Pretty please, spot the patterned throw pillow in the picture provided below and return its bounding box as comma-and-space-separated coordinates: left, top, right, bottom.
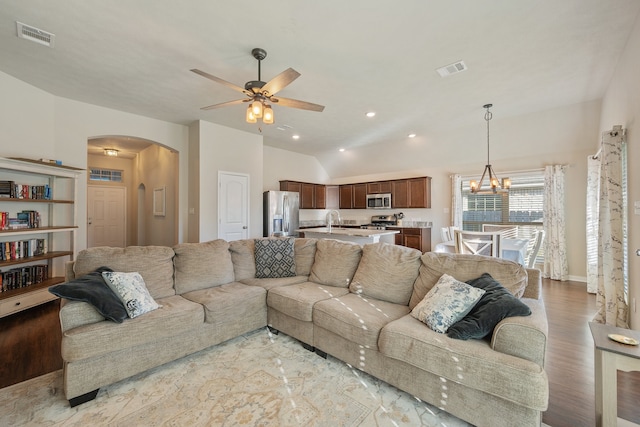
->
254, 238, 296, 278
411, 273, 485, 334
101, 271, 160, 318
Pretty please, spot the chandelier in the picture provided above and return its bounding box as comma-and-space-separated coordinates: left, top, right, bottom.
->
469, 104, 510, 194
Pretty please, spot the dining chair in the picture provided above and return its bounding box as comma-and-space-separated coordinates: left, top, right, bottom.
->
454, 230, 502, 257
481, 224, 518, 239
441, 227, 452, 242
525, 230, 545, 268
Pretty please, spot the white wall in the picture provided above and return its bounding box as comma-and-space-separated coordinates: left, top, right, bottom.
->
195, 120, 263, 241
599, 12, 640, 328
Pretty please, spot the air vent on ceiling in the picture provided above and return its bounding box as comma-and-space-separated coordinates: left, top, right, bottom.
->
16, 21, 55, 47
436, 60, 467, 77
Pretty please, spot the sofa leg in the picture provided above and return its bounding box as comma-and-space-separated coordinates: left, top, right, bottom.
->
267, 326, 279, 335
315, 349, 327, 359
69, 389, 99, 407
301, 342, 315, 352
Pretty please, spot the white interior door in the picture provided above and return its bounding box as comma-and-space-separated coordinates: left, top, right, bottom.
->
218, 172, 249, 241
88, 185, 126, 247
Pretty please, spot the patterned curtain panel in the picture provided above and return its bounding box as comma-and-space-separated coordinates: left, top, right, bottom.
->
586, 156, 600, 293
593, 127, 629, 328
543, 165, 569, 280
451, 174, 463, 229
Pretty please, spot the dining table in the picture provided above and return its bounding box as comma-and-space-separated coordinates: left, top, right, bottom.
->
433, 237, 530, 265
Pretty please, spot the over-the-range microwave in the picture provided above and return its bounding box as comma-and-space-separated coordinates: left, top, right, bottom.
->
366, 193, 392, 209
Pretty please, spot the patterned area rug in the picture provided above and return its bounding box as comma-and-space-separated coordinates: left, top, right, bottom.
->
0, 328, 544, 427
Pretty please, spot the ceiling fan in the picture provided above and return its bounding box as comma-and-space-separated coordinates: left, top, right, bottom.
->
191, 48, 325, 124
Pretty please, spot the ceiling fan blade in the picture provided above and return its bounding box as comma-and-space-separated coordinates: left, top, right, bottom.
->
261, 68, 301, 96
200, 99, 248, 110
191, 69, 251, 95
272, 96, 325, 112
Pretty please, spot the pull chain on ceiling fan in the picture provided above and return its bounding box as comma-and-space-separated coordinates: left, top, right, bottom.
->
191, 48, 325, 125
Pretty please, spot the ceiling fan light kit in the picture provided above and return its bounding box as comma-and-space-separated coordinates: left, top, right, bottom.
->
192, 47, 324, 126
469, 104, 510, 194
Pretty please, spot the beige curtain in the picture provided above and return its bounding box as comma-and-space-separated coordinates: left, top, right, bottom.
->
593, 126, 629, 328
451, 174, 463, 229
543, 165, 568, 280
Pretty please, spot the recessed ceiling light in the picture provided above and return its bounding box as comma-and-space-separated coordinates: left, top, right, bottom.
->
408, 133, 416, 138
365, 112, 376, 118
292, 135, 300, 140
339, 148, 345, 152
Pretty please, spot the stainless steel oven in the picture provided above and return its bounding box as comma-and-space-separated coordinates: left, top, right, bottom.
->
366, 193, 392, 209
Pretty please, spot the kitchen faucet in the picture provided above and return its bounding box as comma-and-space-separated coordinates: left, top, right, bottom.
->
326, 210, 341, 232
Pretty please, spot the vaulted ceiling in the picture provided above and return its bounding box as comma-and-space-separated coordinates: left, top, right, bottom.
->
1, 1, 639, 164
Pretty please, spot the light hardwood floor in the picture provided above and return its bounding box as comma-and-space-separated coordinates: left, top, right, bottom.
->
541, 278, 640, 427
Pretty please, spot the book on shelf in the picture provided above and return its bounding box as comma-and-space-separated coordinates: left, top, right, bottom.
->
0, 264, 49, 292
0, 181, 51, 200
0, 239, 47, 261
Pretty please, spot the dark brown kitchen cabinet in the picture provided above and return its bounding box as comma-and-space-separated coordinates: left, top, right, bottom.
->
390, 227, 431, 253
366, 181, 392, 194
280, 180, 326, 209
339, 184, 353, 209
391, 177, 431, 208
314, 184, 326, 209
353, 183, 367, 209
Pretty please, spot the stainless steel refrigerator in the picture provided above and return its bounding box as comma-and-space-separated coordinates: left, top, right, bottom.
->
263, 191, 300, 237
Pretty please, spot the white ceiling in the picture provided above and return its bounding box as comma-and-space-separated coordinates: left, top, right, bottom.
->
1, 1, 639, 160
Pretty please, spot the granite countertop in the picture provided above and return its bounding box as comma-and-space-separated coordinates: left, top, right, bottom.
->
296, 227, 399, 237
299, 220, 432, 229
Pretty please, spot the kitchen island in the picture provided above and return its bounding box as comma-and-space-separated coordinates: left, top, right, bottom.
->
298, 227, 399, 245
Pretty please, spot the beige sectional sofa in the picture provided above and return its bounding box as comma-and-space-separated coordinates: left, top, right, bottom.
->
58, 237, 548, 427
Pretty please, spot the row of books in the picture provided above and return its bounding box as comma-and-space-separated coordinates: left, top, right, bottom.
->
0, 239, 48, 261
0, 210, 42, 230
1, 264, 49, 292
0, 180, 52, 200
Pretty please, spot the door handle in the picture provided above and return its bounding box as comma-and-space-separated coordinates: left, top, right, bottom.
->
243, 226, 247, 229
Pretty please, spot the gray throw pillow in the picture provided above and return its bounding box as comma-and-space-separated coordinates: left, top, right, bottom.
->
447, 273, 532, 340
48, 266, 128, 323
254, 238, 296, 278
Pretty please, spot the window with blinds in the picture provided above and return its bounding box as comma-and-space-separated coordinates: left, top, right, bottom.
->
461, 170, 545, 262
89, 168, 123, 182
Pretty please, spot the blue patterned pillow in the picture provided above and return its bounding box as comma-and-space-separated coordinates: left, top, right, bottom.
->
411, 274, 485, 333
254, 238, 296, 278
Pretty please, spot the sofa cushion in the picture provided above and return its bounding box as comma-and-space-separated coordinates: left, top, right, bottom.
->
49, 267, 127, 323
314, 293, 409, 350
267, 281, 349, 322
410, 252, 528, 310
229, 238, 317, 281
254, 238, 296, 278
411, 274, 485, 334
294, 238, 317, 276
240, 275, 308, 290
378, 315, 549, 410
181, 282, 266, 325
173, 240, 235, 294
73, 246, 176, 299
350, 242, 421, 305
101, 271, 161, 319
229, 239, 256, 281
309, 239, 362, 287
447, 273, 532, 340
61, 295, 204, 362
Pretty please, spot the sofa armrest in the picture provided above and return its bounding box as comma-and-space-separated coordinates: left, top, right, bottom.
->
59, 300, 106, 333
522, 268, 541, 299
65, 261, 76, 282
491, 298, 548, 367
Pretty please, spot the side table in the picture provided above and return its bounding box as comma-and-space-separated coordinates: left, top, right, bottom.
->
589, 321, 640, 427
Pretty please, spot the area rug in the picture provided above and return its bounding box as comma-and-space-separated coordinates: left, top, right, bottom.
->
0, 328, 545, 427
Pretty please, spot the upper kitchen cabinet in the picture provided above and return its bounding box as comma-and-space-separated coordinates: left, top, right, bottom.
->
366, 181, 392, 194
392, 177, 431, 209
326, 186, 339, 210
279, 180, 326, 209
339, 184, 353, 209
353, 183, 367, 209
